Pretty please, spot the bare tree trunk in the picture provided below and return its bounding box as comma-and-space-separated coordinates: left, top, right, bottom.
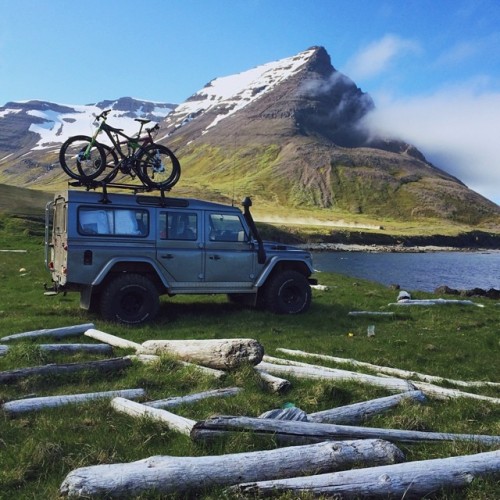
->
142, 338, 264, 369
276, 348, 500, 388
0, 323, 95, 342
308, 390, 427, 424
3, 389, 145, 415
256, 370, 291, 394
110, 397, 196, 435
0, 357, 132, 383
256, 361, 414, 392
412, 381, 500, 404
144, 387, 242, 409
60, 439, 404, 498
84, 329, 143, 351
126, 354, 227, 379
231, 449, 500, 498
0, 343, 113, 356
191, 415, 500, 446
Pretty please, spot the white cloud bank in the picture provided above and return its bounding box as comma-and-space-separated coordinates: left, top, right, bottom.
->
344, 34, 421, 80
363, 86, 500, 204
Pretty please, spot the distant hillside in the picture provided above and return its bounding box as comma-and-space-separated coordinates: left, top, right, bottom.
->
0, 184, 52, 217
1, 48, 499, 230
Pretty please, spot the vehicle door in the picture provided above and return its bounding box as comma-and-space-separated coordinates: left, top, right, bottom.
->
204, 211, 255, 286
156, 210, 203, 283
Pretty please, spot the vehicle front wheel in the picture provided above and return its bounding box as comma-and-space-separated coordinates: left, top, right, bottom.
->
100, 274, 160, 325
264, 270, 311, 314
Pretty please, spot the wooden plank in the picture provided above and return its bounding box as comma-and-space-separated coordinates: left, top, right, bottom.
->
60, 439, 404, 498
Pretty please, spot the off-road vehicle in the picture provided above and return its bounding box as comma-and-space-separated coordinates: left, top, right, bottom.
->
45, 190, 316, 325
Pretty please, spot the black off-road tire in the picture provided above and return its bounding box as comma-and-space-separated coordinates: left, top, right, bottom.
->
263, 270, 311, 314
100, 273, 160, 325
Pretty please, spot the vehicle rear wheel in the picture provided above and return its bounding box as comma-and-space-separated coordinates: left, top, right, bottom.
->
264, 270, 311, 314
100, 273, 160, 325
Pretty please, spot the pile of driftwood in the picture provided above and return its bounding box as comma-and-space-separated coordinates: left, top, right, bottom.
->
1, 324, 499, 498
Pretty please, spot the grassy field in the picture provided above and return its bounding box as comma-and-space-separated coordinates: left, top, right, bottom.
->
0, 213, 499, 499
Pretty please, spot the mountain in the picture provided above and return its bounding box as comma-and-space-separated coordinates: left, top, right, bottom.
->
0, 97, 175, 187
1, 47, 499, 228
158, 46, 500, 225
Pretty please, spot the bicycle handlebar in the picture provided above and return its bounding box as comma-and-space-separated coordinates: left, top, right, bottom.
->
95, 109, 112, 120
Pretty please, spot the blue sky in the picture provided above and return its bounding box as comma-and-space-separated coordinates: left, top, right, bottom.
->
2, 0, 500, 203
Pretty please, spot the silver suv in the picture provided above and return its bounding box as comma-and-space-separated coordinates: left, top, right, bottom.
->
45, 190, 315, 325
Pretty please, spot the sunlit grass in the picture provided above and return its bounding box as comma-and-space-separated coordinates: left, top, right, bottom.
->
0, 215, 499, 499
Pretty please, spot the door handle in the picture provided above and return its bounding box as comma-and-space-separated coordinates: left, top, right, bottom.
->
161, 254, 174, 259
209, 255, 221, 260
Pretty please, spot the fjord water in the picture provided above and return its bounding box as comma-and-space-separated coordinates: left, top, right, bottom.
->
312, 251, 500, 292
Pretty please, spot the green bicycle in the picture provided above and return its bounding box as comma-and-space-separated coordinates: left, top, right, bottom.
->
58, 109, 180, 190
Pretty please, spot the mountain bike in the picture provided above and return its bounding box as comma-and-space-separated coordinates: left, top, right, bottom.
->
58, 109, 180, 190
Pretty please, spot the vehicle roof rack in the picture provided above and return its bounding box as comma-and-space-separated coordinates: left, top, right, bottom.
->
68, 180, 173, 206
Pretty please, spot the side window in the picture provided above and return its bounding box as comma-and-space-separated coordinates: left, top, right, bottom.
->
208, 214, 247, 242
159, 212, 197, 241
78, 207, 148, 236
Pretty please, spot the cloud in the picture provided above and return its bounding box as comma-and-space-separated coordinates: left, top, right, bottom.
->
362, 84, 500, 204
344, 34, 421, 80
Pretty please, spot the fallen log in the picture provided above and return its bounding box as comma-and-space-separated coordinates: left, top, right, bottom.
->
256, 361, 414, 392
348, 311, 394, 316
59, 439, 404, 498
0, 357, 132, 384
111, 397, 196, 435
0, 323, 95, 342
0, 343, 113, 356
232, 449, 500, 498
389, 298, 484, 307
256, 370, 291, 394
84, 329, 143, 351
126, 354, 227, 379
191, 415, 500, 446
141, 338, 264, 370
144, 387, 242, 409
3, 388, 145, 415
308, 390, 427, 424
412, 381, 500, 404
276, 348, 500, 389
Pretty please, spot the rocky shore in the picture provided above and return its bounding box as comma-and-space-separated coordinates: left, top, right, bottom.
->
297, 230, 500, 253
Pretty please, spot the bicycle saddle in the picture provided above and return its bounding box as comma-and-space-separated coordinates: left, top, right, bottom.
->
135, 118, 151, 124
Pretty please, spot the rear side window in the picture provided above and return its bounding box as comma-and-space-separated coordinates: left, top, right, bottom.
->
159, 211, 197, 240
78, 207, 148, 236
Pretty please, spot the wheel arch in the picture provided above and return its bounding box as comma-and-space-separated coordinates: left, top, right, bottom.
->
92, 259, 169, 294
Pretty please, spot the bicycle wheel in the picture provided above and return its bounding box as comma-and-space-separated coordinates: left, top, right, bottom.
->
59, 135, 106, 181
95, 144, 120, 183
138, 144, 181, 189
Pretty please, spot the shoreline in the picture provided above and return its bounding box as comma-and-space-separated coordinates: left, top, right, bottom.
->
298, 243, 500, 253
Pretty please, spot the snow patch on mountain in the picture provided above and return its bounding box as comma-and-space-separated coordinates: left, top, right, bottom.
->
0, 100, 175, 151
164, 48, 316, 134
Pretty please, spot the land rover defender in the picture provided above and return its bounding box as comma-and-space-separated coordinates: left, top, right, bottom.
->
45, 190, 316, 325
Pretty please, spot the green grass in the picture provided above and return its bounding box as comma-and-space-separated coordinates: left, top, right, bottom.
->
0, 217, 499, 499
